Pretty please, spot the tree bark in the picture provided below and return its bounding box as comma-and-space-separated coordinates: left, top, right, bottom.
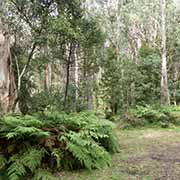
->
173, 62, 179, 105
71, 44, 78, 112
0, 23, 17, 113
63, 42, 74, 112
160, 0, 170, 106
44, 63, 52, 91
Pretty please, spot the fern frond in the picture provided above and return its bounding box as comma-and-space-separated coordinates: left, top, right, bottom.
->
3, 115, 43, 128
7, 161, 26, 180
33, 169, 58, 180
66, 131, 111, 170
6, 126, 49, 139
0, 155, 7, 170
7, 148, 45, 180
51, 149, 62, 168
21, 148, 45, 172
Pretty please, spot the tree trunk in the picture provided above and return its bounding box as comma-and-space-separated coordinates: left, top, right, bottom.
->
160, 0, 170, 106
87, 75, 94, 110
71, 45, 78, 112
63, 42, 73, 112
44, 63, 52, 91
173, 62, 179, 105
0, 23, 17, 113
63, 59, 70, 112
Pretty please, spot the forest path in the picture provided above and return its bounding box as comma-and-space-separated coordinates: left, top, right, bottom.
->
60, 128, 180, 180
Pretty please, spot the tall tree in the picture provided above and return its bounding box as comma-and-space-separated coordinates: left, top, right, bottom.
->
160, 0, 170, 105
0, 21, 16, 113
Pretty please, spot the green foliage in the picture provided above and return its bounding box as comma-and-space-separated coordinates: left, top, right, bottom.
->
136, 45, 161, 105
1, 115, 49, 139
120, 111, 145, 129
33, 169, 58, 180
28, 88, 96, 114
101, 44, 161, 113
0, 155, 7, 170
120, 105, 180, 129
0, 112, 118, 179
7, 148, 45, 180
65, 131, 111, 169
28, 91, 64, 113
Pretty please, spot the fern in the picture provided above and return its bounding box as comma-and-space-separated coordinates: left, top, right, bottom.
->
6, 126, 49, 139
64, 131, 111, 170
33, 169, 58, 180
51, 149, 62, 169
7, 161, 26, 180
0, 155, 7, 170
3, 115, 43, 128
0, 111, 119, 178
21, 148, 45, 172
7, 148, 45, 180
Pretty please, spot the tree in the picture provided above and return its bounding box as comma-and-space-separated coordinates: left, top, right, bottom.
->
160, 0, 170, 105
0, 21, 17, 113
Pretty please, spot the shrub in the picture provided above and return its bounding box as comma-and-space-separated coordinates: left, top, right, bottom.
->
120, 105, 180, 129
0, 112, 118, 180
159, 106, 180, 125
119, 111, 145, 129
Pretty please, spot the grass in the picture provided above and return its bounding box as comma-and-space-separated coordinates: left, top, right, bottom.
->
58, 127, 180, 180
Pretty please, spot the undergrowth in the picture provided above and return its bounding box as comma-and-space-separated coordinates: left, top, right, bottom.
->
119, 105, 180, 129
0, 112, 119, 180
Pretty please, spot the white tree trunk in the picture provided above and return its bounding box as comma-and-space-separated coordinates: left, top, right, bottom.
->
44, 63, 52, 91
160, 0, 170, 105
0, 23, 16, 113
74, 49, 79, 106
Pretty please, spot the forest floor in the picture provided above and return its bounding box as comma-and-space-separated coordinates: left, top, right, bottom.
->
59, 127, 180, 180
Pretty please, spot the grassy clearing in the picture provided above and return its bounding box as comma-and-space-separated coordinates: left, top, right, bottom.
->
59, 127, 180, 180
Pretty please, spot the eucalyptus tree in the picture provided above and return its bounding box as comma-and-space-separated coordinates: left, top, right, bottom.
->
160, 0, 170, 105
0, 21, 17, 113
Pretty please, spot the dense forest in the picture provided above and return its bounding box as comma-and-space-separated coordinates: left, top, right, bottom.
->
1, 0, 180, 179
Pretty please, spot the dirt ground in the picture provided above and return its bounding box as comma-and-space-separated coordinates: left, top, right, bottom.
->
59, 128, 180, 180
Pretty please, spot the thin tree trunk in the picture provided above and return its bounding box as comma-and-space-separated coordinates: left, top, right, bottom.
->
0, 23, 17, 113
71, 45, 78, 112
87, 75, 94, 110
173, 62, 179, 105
83, 51, 94, 111
63, 59, 70, 112
160, 0, 170, 106
63, 43, 73, 112
44, 63, 52, 91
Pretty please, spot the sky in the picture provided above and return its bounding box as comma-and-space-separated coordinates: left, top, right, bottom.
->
174, 0, 180, 8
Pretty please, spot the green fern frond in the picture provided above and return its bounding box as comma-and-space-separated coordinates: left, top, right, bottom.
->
7, 148, 45, 180
7, 161, 26, 180
3, 115, 43, 128
66, 131, 111, 170
33, 169, 58, 180
6, 126, 49, 139
1, 111, 118, 177
0, 155, 7, 170
21, 148, 45, 172
51, 149, 62, 168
